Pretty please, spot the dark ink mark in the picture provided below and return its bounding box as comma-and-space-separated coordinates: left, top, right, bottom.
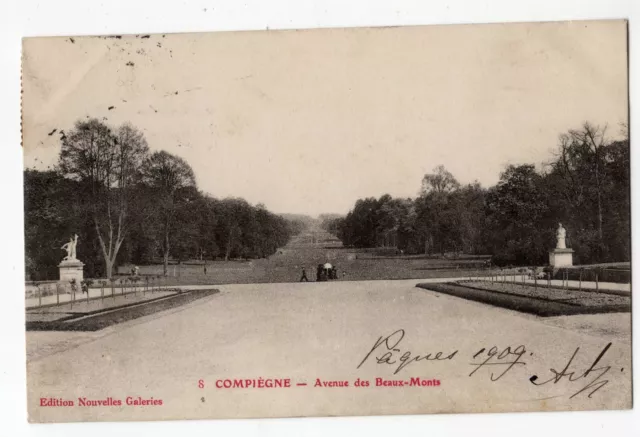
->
122, 99, 127, 103
357, 329, 458, 375
530, 343, 612, 399
175, 91, 179, 95
472, 348, 485, 359
69, 38, 75, 44
149, 105, 158, 113
469, 345, 527, 381
47, 129, 57, 136
126, 61, 135, 67
108, 106, 115, 110
157, 43, 162, 48
141, 35, 150, 39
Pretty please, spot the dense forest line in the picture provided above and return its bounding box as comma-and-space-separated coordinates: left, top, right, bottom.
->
324, 123, 630, 266
24, 119, 302, 280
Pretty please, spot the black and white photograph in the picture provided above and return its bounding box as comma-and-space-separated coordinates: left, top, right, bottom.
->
20, 19, 631, 423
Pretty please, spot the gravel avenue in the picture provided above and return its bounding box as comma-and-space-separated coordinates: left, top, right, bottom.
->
26, 278, 631, 422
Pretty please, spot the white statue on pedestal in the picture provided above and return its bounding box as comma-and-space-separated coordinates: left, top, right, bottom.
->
61, 234, 79, 261
556, 223, 566, 249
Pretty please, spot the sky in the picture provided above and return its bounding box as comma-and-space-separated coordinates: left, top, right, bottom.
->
22, 20, 628, 216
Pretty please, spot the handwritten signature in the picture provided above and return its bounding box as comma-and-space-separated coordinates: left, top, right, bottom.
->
529, 342, 612, 399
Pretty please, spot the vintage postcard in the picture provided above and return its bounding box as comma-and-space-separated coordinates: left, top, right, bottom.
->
22, 20, 631, 423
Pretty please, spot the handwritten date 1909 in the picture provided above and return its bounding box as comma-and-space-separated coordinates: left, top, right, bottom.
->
469, 345, 528, 381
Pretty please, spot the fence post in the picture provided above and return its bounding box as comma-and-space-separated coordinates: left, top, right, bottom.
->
579, 269, 582, 291
596, 272, 599, 292
38, 285, 42, 308
56, 283, 60, 306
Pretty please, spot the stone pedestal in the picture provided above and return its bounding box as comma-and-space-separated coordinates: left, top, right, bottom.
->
549, 248, 574, 268
58, 259, 85, 284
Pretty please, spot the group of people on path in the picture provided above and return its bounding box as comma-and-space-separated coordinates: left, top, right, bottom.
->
299, 263, 340, 282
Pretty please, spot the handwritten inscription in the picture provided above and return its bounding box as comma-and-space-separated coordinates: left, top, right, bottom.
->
469, 345, 528, 381
357, 329, 618, 401
357, 329, 458, 375
529, 342, 612, 399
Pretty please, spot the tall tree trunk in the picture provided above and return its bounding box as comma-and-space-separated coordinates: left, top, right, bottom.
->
105, 258, 113, 280
163, 251, 169, 277
595, 174, 604, 242
225, 228, 233, 261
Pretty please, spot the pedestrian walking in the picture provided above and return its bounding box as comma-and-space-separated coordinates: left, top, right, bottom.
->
300, 267, 309, 282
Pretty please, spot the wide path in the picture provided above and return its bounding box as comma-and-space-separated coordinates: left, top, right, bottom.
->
26, 280, 631, 422
26, 274, 631, 309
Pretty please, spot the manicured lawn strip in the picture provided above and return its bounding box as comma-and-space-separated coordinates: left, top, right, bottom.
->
26, 289, 219, 331
417, 283, 630, 317
456, 281, 630, 306
459, 279, 630, 297
26, 291, 182, 323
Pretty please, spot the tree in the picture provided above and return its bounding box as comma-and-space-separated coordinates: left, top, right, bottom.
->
416, 166, 462, 255
141, 151, 197, 275
553, 122, 620, 260
550, 122, 629, 263
485, 165, 551, 265
421, 165, 460, 196
59, 119, 149, 278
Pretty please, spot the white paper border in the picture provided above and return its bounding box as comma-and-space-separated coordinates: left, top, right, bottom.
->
1, 1, 637, 436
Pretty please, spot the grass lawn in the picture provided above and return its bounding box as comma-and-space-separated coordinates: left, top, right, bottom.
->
26, 289, 219, 331
417, 281, 630, 317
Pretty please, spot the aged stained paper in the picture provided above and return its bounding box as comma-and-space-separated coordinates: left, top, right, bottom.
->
22, 20, 631, 422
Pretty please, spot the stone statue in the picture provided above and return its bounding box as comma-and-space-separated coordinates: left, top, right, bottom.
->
61, 234, 79, 261
556, 223, 566, 249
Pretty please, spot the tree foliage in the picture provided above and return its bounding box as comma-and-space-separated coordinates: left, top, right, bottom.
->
25, 119, 299, 280
334, 123, 629, 266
